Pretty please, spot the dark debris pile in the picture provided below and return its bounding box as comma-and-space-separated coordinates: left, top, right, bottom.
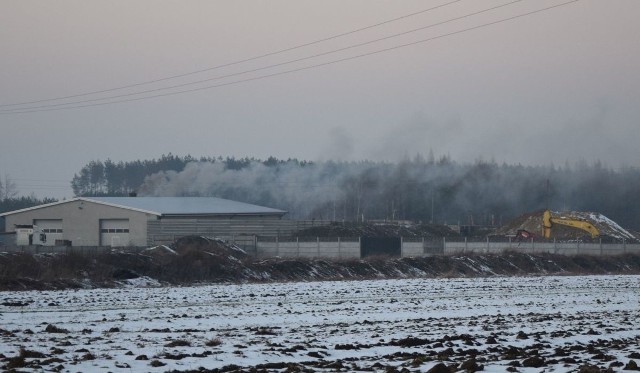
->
2, 236, 640, 290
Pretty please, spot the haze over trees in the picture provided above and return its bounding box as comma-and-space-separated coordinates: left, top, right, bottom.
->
69, 154, 640, 231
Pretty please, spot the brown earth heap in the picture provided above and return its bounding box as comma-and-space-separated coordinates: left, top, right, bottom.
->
494, 209, 638, 242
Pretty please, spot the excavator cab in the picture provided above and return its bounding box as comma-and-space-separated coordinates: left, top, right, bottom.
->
515, 229, 533, 241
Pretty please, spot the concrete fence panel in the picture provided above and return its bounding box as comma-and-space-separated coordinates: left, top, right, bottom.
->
401, 242, 424, 257
5, 236, 640, 259
255, 237, 360, 259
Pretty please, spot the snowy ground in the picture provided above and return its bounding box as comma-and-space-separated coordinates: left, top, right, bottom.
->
1, 275, 639, 372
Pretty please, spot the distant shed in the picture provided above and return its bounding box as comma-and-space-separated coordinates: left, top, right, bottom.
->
0, 197, 287, 247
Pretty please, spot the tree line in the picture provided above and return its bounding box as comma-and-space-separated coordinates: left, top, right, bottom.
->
70, 154, 311, 196
70, 154, 640, 231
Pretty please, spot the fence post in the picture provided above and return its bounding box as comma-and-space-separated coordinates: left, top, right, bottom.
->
600, 238, 603, 256
486, 236, 490, 253
253, 236, 258, 257
531, 237, 534, 253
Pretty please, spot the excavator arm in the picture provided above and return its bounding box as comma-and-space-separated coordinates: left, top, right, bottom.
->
542, 209, 599, 239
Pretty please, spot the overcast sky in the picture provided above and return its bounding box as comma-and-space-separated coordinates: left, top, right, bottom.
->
1, 0, 639, 199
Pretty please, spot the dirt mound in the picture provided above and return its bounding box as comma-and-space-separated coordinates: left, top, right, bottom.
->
574, 211, 638, 241
142, 236, 249, 265
145, 236, 251, 283
494, 210, 544, 238
174, 236, 248, 258
2, 238, 640, 290
172, 235, 248, 257
496, 210, 638, 242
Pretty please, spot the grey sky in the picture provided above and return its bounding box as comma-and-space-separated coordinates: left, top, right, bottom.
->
1, 0, 639, 198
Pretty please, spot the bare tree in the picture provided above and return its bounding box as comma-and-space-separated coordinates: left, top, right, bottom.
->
0, 174, 18, 201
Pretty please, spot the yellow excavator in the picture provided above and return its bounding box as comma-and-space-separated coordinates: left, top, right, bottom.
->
542, 209, 599, 239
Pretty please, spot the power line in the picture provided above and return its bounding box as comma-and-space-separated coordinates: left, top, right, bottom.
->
1, 0, 580, 115
0, 0, 464, 108
15, 185, 71, 190
9, 177, 70, 182
0, 0, 524, 113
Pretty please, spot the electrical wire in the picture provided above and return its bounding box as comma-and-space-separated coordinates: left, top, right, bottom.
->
1, 0, 580, 115
0, 0, 524, 113
0, 0, 465, 108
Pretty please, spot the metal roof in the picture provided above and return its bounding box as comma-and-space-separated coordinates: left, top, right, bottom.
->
87, 197, 287, 216
0, 197, 287, 217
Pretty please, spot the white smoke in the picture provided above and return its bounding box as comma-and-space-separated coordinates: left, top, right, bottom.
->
137, 157, 640, 230
140, 161, 349, 219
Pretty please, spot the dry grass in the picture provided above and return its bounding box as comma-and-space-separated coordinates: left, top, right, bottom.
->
164, 339, 191, 348
205, 337, 222, 347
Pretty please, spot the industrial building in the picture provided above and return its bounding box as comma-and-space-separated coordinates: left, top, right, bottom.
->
0, 197, 288, 247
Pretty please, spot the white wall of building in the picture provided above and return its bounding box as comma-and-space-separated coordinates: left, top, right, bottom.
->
4, 200, 153, 247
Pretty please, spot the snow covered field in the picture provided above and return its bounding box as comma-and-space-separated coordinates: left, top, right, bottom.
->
1, 275, 639, 372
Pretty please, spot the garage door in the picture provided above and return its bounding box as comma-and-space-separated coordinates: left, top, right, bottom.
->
100, 219, 130, 247
34, 219, 63, 246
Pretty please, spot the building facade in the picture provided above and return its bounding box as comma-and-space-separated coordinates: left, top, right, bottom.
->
0, 197, 287, 247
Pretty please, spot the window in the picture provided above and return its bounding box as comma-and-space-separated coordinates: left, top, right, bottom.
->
100, 228, 129, 233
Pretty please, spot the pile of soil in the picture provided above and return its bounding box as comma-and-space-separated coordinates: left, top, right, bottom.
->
495, 210, 639, 242
2, 236, 640, 291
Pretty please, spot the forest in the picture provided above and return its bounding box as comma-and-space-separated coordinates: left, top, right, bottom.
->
68, 154, 640, 231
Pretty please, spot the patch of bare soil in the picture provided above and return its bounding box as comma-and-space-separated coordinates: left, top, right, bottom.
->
2, 237, 640, 291
161, 333, 640, 373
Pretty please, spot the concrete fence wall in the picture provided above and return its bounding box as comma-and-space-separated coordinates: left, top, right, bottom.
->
3, 237, 640, 258
401, 241, 426, 257
254, 237, 640, 259
256, 237, 361, 259
400, 237, 445, 257
443, 238, 640, 256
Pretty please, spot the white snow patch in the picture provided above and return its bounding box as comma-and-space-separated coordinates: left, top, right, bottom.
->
119, 276, 162, 288
143, 245, 177, 254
